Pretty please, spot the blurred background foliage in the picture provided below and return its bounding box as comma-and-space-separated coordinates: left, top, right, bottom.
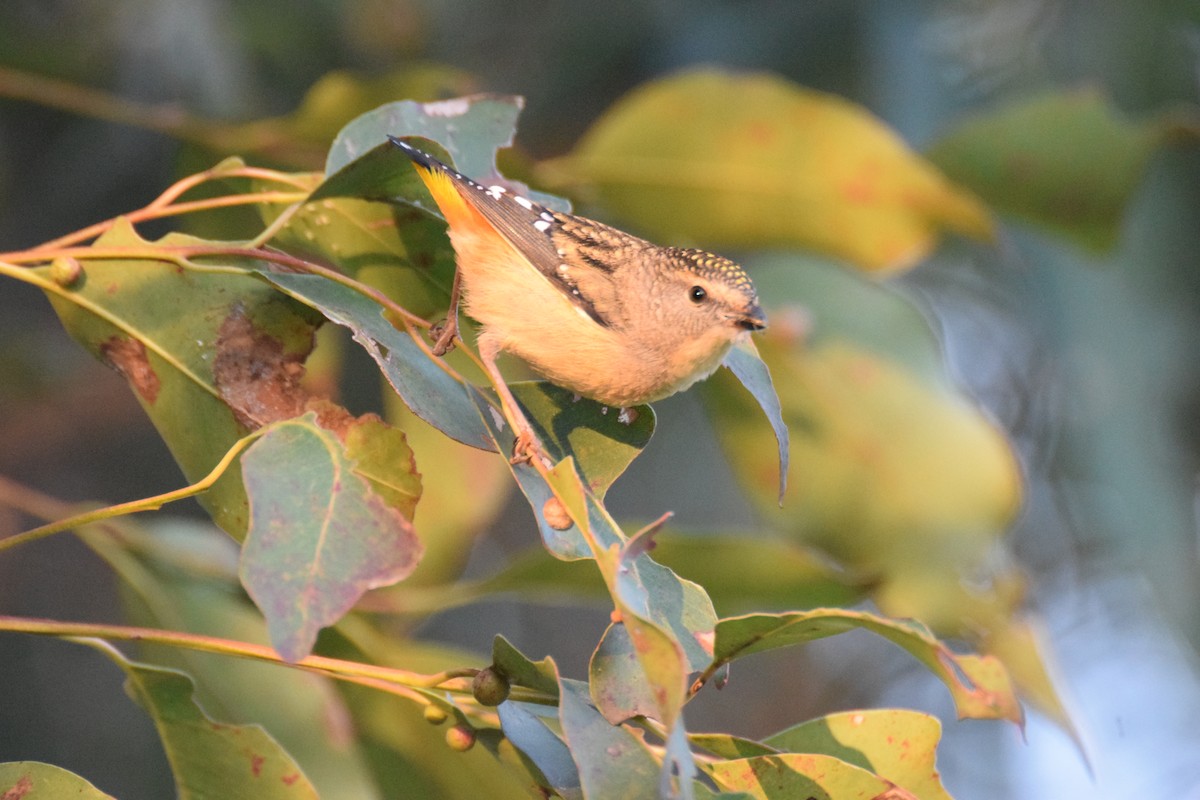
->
0, 1, 1198, 798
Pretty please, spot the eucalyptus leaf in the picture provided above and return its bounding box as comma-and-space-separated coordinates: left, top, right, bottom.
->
711, 608, 1023, 724
240, 413, 422, 661
0, 762, 116, 800
88, 644, 319, 799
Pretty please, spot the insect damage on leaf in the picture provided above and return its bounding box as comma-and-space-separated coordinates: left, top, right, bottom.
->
100, 336, 161, 404
213, 304, 314, 429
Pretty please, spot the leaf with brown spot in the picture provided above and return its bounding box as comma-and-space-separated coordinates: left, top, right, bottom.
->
99, 336, 160, 404
82, 643, 319, 798
39, 220, 323, 539
0, 763, 114, 800
213, 305, 310, 429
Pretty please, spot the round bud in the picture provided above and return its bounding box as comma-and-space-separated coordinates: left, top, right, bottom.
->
542, 497, 572, 531
445, 724, 476, 752
423, 704, 448, 725
50, 257, 83, 287
471, 666, 511, 707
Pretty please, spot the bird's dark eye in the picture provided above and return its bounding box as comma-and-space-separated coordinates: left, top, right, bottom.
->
689, 286, 707, 303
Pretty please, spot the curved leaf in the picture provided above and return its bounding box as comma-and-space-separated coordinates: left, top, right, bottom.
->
711, 609, 1022, 725
90, 644, 319, 799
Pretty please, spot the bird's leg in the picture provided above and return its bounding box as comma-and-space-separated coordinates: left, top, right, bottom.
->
430, 269, 463, 356
477, 336, 549, 467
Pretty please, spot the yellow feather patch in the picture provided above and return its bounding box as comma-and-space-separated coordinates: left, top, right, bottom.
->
411, 162, 496, 241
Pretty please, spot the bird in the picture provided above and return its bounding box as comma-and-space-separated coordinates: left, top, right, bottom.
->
389, 135, 766, 463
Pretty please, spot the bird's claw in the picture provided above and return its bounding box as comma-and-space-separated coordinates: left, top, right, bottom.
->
430, 318, 457, 356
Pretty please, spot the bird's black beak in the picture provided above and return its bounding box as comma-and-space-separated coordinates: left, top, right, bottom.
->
736, 302, 767, 331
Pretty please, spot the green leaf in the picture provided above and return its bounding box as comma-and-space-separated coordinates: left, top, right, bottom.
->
89, 644, 319, 799
496, 701, 582, 800
558, 679, 661, 800
341, 412, 422, 520
721, 338, 788, 503
470, 386, 642, 559
262, 271, 494, 451
689, 735, 777, 760
927, 89, 1197, 251
491, 635, 560, 696
240, 413, 422, 661
510, 382, 656, 499
39, 221, 323, 538
89, 518, 382, 800
705, 754, 894, 800
540, 68, 992, 272
0, 762, 115, 799
765, 709, 952, 800
711, 608, 1023, 724
264, 186, 460, 321
589, 622, 662, 722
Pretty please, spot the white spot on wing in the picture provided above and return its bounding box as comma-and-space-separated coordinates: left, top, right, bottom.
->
513, 195, 534, 210
533, 219, 551, 232
486, 185, 505, 199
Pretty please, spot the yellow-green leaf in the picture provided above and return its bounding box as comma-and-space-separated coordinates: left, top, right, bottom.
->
540, 68, 993, 272
0, 762, 115, 799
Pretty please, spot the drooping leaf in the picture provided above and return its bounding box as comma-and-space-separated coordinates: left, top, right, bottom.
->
83, 518, 382, 800
705, 754, 896, 800
710, 608, 1023, 725
558, 678, 661, 800
240, 413, 422, 661
927, 88, 1199, 251
0, 762, 115, 799
540, 68, 993, 272
497, 701, 582, 800
262, 271, 494, 451
765, 709, 952, 800
86, 644, 319, 799
38, 220, 322, 538
721, 338, 788, 503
